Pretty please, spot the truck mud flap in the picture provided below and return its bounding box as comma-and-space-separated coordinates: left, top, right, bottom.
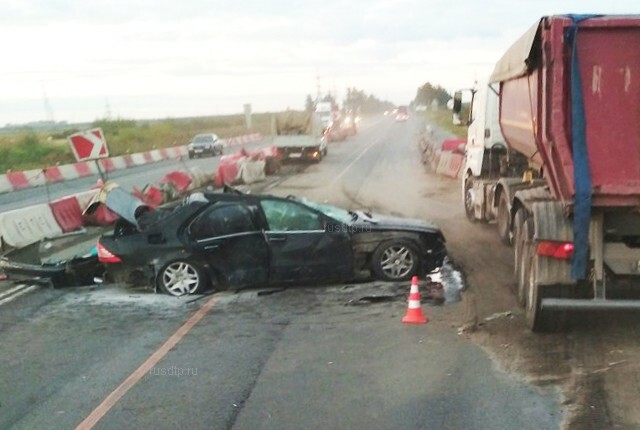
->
531, 201, 573, 286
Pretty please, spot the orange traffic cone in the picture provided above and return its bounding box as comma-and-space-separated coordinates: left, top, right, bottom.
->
402, 275, 428, 324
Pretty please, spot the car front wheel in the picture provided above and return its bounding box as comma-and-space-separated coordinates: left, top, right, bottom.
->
371, 240, 420, 281
157, 260, 206, 296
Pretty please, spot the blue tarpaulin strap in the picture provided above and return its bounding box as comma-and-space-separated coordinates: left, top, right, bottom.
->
567, 14, 600, 279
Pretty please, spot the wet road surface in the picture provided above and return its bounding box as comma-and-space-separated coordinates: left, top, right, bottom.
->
0, 115, 568, 429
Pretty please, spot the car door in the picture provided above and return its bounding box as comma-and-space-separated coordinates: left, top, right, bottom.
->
187, 202, 269, 287
259, 198, 352, 283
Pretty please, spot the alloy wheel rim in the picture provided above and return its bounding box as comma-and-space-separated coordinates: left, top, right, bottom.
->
380, 246, 414, 279
163, 262, 199, 296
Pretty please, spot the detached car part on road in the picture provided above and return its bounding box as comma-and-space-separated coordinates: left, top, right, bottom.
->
98, 190, 447, 296
0, 231, 104, 288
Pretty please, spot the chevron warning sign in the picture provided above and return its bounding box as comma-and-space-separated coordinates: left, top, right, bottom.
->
68, 128, 109, 161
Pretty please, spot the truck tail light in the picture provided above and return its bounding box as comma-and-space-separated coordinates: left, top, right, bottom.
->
97, 242, 122, 263
536, 241, 575, 259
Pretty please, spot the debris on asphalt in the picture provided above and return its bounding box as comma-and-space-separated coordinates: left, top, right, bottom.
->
0, 231, 105, 288
257, 287, 289, 296
424, 282, 445, 305
424, 258, 466, 305
346, 294, 397, 306
589, 360, 628, 375
484, 311, 513, 322
457, 322, 478, 335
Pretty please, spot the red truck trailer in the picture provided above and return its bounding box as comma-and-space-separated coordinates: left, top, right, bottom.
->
460, 15, 640, 331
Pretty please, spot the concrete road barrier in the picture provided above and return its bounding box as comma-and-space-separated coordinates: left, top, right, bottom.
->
0, 133, 261, 195
49, 196, 84, 233
214, 156, 243, 187
188, 167, 211, 189
436, 151, 464, 179
0, 204, 64, 248
74, 190, 100, 211
239, 159, 266, 184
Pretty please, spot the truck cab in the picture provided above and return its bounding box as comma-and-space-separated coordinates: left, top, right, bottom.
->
315, 101, 334, 131
454, 82, 510, 224
463, 82, 506, 179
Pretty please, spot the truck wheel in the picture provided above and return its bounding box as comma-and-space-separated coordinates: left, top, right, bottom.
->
513, 208, 530, 306
497, 192, 512, 245
525, 251, 569, 333
463, 178, 476, 222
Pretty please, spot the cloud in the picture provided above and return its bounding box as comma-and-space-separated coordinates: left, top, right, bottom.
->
1, 0, 639, 123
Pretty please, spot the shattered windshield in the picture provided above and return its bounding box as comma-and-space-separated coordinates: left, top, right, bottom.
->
300, 199, 353, 224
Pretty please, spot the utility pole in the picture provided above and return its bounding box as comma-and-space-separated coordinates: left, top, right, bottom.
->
42, 84, 54, 123
316, 75, 321, 102
104, 97, 112, 120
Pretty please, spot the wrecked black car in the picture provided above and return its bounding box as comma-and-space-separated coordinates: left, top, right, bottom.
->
98, 190, 447, 296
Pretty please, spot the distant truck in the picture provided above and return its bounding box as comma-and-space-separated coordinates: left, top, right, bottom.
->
454, 15, 640, 331
272, 111, 328, 163
315, 101, 335, 130
315, 101, 356, 141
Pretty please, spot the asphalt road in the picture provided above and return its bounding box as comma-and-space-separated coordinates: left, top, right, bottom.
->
0, 116, 563, 430
0, 139, 271, 213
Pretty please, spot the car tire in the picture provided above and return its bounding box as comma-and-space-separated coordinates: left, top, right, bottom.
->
157, 260, 207, 297
371, 239, 420, 282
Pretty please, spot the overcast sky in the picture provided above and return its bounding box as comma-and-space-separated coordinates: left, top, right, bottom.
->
0, 0, 638, 125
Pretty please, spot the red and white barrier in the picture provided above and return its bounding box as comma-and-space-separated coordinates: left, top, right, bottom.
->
436, 151, 464, 179
0, 204, 64, 248
0, 133, 262, 195
49, 196, 84, 233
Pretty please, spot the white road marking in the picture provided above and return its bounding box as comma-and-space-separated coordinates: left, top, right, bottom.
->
0, 285, 38, 306
0, 284, 31, 300
328, 135, 385, 188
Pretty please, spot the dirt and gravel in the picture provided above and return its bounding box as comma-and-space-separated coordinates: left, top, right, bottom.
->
411, 141, 640, 430
237, 117, 640, 429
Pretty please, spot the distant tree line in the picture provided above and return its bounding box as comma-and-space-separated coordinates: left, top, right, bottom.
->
304, 88, 395, 113
414, 82, 451, 108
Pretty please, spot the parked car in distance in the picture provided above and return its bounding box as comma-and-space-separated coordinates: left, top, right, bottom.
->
395, 106, 409, 122
188, 133, 225, 158
98, 190, 447, 296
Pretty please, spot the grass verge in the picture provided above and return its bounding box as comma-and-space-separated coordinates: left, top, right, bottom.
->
0, 113, 275, 172
424, 109, 468, 139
